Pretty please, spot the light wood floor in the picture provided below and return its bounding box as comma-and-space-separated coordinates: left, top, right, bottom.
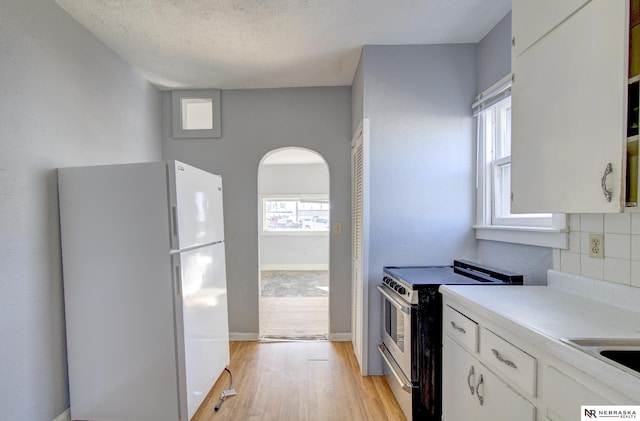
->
260, 297, 328, 339
193, 341, 407, 421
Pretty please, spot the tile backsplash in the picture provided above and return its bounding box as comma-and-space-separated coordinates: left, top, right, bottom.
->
555, 213, 640, 288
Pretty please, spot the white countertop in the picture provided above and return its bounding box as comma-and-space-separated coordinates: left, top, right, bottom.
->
439, 271, 640, 403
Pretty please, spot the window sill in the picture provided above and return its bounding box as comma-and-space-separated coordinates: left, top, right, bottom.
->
473, 225, 568, 249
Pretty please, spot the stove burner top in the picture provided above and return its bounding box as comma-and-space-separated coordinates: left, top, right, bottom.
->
384, 265, 480, 286
382, 260, 523, 303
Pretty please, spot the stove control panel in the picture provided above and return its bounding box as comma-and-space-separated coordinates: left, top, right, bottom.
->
382, 276, 417, 304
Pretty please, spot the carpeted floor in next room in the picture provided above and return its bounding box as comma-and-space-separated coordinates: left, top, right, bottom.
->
260, 270, 329, 340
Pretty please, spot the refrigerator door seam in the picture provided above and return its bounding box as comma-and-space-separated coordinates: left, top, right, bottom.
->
170, 240, 224, 254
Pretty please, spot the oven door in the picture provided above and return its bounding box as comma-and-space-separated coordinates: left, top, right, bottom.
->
378, 284, 415, 420
377, 284, 413, 380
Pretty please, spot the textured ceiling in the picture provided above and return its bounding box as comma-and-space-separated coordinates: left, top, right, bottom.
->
55, 0, 511, 90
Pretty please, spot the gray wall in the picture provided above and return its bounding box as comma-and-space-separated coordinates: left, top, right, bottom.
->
260, 234, 329, 268
259, 162, 330, 268
474, 11, 554, 283
477, 11, 513, 93
161, 87, 352, 337
358, 45, 478, 374
259, 163, 329, 195
0, 1, 162, 419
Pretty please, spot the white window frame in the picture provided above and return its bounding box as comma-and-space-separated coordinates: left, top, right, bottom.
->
473, 75, 568, 249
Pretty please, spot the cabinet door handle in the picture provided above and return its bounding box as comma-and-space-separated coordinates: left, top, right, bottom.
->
475, 374, 484, 406
491, 348, 518, 369
601, 162, 613, 202
450, 321, 466, 334
466, 365, 475, 395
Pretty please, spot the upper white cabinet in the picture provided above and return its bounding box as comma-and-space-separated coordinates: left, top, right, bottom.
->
511, 0, 629, 213
512, 0, 590, 57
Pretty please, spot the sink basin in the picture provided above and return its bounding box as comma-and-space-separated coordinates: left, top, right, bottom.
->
561, 338, 640, 378
600, 350, 640, 372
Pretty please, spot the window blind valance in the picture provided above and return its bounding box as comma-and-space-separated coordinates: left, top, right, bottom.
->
472, 74, 512, 116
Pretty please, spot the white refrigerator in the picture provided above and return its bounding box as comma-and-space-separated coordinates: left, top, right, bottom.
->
58, 160, 230, 421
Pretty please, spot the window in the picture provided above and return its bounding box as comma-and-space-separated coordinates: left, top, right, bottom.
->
262, 197, 329, 232
171, 89, 221, 138
474, 76, 567, 248
481, 96, 551, 226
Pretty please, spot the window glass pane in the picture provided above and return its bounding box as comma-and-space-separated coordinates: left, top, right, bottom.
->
264, 198, 329, 231
181, 97, 213, 130
476, 91, 554, 228
495, 98, 511, 159
494, 162, 511, 219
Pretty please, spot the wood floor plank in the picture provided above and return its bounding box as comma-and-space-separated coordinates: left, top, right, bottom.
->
192, 341, 406, 421
260, 296, 328, 339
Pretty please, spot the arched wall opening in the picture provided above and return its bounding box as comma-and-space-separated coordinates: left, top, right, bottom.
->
257, 147, 330, 340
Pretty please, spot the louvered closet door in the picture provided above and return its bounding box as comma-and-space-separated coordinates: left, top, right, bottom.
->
351, 127, 365, 373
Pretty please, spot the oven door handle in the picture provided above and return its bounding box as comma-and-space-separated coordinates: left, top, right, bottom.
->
377, 285, 411, 314
378, 344, 413, 392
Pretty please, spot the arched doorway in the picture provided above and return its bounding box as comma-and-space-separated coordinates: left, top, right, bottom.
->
258, 147, 330, 340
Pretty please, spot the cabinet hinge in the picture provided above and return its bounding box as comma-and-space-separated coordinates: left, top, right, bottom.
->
511, 74, 515, 84
512, 36, 516, 47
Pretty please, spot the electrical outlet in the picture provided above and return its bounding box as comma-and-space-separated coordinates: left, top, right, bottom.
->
333, 221, 342, 235
589, 234, 605, 258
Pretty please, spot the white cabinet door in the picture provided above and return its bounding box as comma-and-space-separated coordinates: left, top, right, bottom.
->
512, 0, 590, 57
443, 335, 478, 421
443, 336, 536, 421
544, 366, 612, 421
478, 361, 536, 421
511, 0, 628, 213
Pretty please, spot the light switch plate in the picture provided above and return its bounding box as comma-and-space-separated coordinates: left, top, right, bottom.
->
589, 233, 604, 258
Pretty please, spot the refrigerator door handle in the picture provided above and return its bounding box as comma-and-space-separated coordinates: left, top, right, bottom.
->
175, 265, 182, 296
171, 206, 178, 237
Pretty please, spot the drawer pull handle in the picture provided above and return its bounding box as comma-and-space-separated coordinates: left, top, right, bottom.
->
450, 321, 466, 334
466, 365, 475, 395
475, 374, 484, 405
492, 348, 518, 369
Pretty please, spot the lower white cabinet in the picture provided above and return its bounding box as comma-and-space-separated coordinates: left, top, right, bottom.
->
543, 365, 612, 421
441, 292, 637, 421
443, 333, 536, 421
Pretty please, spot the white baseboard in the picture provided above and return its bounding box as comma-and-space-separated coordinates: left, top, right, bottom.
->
260, 264, 329, 271
229, 332, 259, 341
53, 408, 71, 421
230, 332, 349, 342
329, 333, 351, 342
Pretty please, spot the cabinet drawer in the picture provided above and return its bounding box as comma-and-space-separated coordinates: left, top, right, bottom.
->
444, 305, 478, 352
480, 328, 537, 396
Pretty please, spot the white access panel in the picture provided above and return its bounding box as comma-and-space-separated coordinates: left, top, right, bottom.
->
173, 243, 230, 420
58, 163, 181, 421
168, 161, 225, 250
